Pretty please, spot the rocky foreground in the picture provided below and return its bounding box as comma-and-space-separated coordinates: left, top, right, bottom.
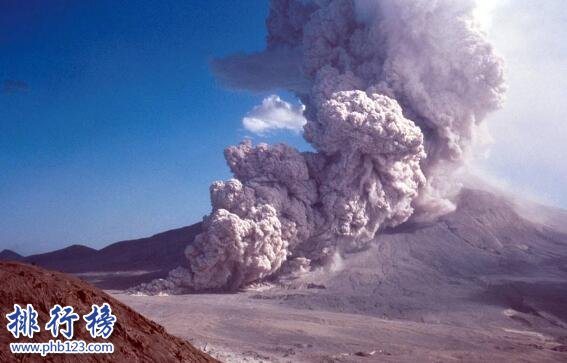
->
0, 262, 218, 363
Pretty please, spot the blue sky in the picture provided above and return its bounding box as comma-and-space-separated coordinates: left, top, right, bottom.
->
1, 0, 565, 255
0, 0, 307, 255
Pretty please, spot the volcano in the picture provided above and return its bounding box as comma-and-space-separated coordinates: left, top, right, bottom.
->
116, 188, 567, 361
6, 187, 567, 361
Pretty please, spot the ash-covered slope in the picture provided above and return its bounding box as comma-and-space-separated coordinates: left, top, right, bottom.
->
0, 262, 218, 363
261, 188, 567, 334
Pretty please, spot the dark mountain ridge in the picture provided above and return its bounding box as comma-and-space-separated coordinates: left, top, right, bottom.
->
0, 223, 202, 289
0, 249, 23, 261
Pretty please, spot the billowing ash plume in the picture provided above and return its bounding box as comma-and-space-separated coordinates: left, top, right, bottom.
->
138, 0, 505, 293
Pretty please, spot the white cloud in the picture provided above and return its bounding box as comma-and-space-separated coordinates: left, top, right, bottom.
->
242, 95, 306, 135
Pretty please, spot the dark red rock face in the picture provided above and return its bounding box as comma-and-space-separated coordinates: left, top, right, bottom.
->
0, 262, 219, 363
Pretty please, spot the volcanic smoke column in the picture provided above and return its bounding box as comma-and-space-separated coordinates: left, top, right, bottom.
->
179, 0, 505, 291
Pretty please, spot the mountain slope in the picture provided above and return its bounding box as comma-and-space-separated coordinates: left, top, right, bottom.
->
0, 249, 23, 261
9, 223, 202, 289
255, 189, 567, 339
24, 244, 97, 271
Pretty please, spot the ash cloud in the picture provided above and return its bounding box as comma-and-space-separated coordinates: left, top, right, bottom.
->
138, 0, 506, 293
211, 48, 310, 93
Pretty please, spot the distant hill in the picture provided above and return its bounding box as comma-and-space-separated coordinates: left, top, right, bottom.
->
24, 244, 97, 270
0, 249, 23, 261
9, 223, 202, 289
